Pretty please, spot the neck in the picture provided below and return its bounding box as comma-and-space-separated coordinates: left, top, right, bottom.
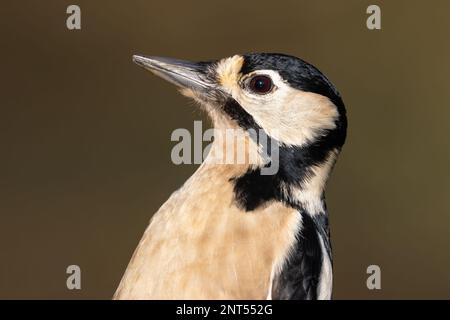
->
224, 141, 337, 212
199, 119, 336, 299
288, 150, 337, 215
204, 104, 340, 213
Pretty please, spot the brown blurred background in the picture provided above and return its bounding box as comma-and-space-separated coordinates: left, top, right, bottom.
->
1, 0, 449, 299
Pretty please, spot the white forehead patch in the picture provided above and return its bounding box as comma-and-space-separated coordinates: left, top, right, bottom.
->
216, 55, 244, 91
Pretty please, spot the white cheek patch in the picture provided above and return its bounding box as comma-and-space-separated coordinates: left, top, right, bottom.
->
233, 76, 339, 147
216, 64, 339, 148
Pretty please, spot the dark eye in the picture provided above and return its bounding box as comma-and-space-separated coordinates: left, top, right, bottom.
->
248, 75, 273, 94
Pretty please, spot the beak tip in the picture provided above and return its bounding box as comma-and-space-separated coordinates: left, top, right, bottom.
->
132, 54, 145, 66
130, 54, 213, 91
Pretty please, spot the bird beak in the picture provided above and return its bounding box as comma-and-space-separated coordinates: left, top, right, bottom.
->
132, 55, 215, 93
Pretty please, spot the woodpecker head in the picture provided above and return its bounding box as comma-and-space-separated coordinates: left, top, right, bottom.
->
133, 53, 347, 213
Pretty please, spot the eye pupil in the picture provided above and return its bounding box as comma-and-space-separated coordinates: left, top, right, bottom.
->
255, 79, 265, 89
249, 75, 273, 94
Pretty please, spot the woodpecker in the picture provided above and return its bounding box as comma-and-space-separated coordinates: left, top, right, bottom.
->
114, 53, 347, 300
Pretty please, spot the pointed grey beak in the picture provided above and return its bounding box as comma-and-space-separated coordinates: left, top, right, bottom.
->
132, 55, 215, 92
